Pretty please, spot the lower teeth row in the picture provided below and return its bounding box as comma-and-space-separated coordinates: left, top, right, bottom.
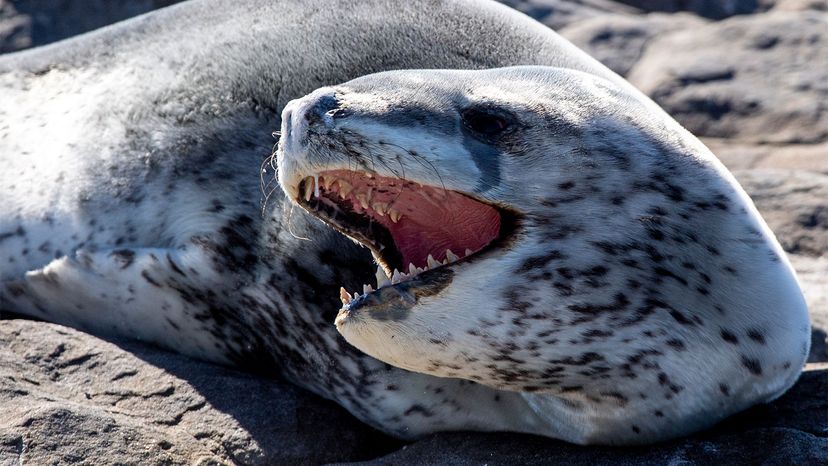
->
339, 248, 472, 305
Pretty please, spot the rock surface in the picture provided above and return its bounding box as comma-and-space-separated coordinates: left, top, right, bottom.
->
0, 319, 401, 465
498, 0, 638, 29
612, 0, 774, 19
559, 12, 704, 76
0, 0, 182, 52
628, 10, 828, 144
1, 1, 826, 465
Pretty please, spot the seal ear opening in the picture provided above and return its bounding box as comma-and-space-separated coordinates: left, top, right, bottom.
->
461, 107, 515, 140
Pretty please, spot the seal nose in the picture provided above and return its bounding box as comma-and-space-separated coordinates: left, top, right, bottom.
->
304, 92, 350, 125
279, 89, 347, 159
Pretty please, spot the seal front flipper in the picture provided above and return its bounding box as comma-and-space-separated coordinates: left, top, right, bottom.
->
1, 245, 234, 365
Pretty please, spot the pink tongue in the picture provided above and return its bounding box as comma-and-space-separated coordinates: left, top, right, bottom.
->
320, 171, 501, 269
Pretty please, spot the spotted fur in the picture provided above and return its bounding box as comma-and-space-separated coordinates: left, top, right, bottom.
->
0, 0, 810, 446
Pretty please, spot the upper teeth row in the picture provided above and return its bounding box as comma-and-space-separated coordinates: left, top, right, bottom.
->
339, 248, 473, 306
302, 175, 404, 223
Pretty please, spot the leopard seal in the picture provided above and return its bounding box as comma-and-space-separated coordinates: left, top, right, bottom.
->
0, 0, 810, 445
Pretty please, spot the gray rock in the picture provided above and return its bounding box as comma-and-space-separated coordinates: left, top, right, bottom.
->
497, 0, 638, 30
0, 0, 183, 53
611, 0, 774, 19
560, 12, 704, 76
789, 254, 828, 363
0, 1, 31, 53
0, 319, 401, 465
773, 0, 828, 10
629, 11, 828, 144
733, 169, 828, 258
705, 138, 828, 174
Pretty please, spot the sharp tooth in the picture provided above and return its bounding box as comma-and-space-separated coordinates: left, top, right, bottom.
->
339, 287, 350, 305
408, 263, 417, 275
356, 193, 369, 209
465, 248, 474, 257
427, 255, 440, 269
391, 269, 403, 285
303, 178, 313, 202
373, 202, 388, 215
388, 209, 401, 223
445, 250, 459, 263
363, 284, 373, 294
366, 187, 373, 202
313, 175, 320, 198
321, 176, 331, 190
375, 266, 391, 288
352, 292, 359, 300
338, 180, 353, 197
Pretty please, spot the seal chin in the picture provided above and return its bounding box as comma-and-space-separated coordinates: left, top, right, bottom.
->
291, 170, 519, 315
335, 266, 454, 327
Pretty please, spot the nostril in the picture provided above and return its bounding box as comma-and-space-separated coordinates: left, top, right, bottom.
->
329, 107, 353, 119
307, 94, 349, 122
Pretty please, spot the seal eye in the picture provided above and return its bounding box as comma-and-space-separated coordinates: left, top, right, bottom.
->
461, 108, 511, 138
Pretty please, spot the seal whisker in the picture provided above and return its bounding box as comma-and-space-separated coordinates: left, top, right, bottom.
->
284, 203, 311, 241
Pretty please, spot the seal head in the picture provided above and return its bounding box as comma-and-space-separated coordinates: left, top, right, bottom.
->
278, 67, 810, 440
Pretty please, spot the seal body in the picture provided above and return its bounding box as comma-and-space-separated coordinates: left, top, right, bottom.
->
0, 0, 810, 444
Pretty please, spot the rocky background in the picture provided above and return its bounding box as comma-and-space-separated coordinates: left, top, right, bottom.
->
1, 0, 826, 464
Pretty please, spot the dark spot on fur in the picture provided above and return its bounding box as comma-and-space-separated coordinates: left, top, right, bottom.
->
110, 249, 136, 269
403, 404, 434, 417
746, 329, 766, 345
741, 356, 763, 376
141, 270, 162, 288
720, 329, 739, 344
560, 385, 582, 393
653, 267, 688, 286
208, 199, 226, 213
166, 254, 186, 276
669, 309, 695, 326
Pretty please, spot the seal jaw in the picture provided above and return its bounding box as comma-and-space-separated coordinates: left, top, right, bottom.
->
335, 266, 454, 327
292, 170, 519, 314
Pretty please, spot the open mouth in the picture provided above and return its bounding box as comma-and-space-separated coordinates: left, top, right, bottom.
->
294, 170, 517, 308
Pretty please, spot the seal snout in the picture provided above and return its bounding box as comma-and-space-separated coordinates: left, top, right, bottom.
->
278, 88, 348, 198
281, 88, 346, 143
